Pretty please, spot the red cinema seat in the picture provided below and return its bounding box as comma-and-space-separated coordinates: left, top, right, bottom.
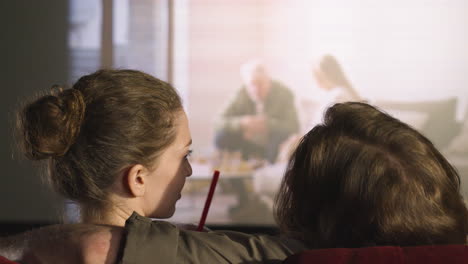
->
0, 256, 19, 264
283, 245, 468, 264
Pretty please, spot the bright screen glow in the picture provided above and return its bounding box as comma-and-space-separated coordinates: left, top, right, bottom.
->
69, 0, 468, 225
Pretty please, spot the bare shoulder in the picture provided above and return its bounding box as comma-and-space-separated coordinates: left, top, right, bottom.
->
80, 225, 124, 264
0, 224, 124, 264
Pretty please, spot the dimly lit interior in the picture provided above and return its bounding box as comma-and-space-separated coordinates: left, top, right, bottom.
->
1, 0, 467, 236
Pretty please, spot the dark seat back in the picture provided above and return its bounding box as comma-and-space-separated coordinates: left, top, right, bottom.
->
284, 245, 468, 264
0, 256, 19, 264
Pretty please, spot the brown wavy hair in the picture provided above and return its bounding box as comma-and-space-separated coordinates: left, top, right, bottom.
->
17, 69, 182, 221
275, 102, 467, 248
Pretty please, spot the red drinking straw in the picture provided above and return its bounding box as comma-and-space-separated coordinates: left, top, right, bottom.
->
197, 170, 220, 231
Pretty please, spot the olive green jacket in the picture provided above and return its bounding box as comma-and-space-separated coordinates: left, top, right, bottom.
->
119, 213, 307, 263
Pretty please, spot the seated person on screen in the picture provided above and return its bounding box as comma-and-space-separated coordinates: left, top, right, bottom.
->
215, 59, 300, 163
313, 54, 360, 103
273, 55, 362, 167
252, 55, 363, 207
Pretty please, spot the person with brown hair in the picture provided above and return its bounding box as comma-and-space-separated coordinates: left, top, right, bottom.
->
6, 69, 306, 263
275, 102, 468, 249
17, 69, 192, 226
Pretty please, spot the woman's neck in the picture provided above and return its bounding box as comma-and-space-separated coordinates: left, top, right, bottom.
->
82, 205, 138, 227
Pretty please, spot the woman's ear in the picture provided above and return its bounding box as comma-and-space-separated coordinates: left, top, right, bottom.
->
123, 164, 147, 197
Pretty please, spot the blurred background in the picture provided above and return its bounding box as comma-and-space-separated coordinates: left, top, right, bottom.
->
1, 0, 468, 232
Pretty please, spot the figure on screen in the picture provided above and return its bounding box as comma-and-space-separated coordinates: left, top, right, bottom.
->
276, 54, 363, 162
313, 54, 360, 103
214, 59, 299, 163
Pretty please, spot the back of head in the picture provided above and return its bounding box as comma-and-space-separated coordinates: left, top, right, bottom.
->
17, 69, 182, 221
275, 102, 468, 248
